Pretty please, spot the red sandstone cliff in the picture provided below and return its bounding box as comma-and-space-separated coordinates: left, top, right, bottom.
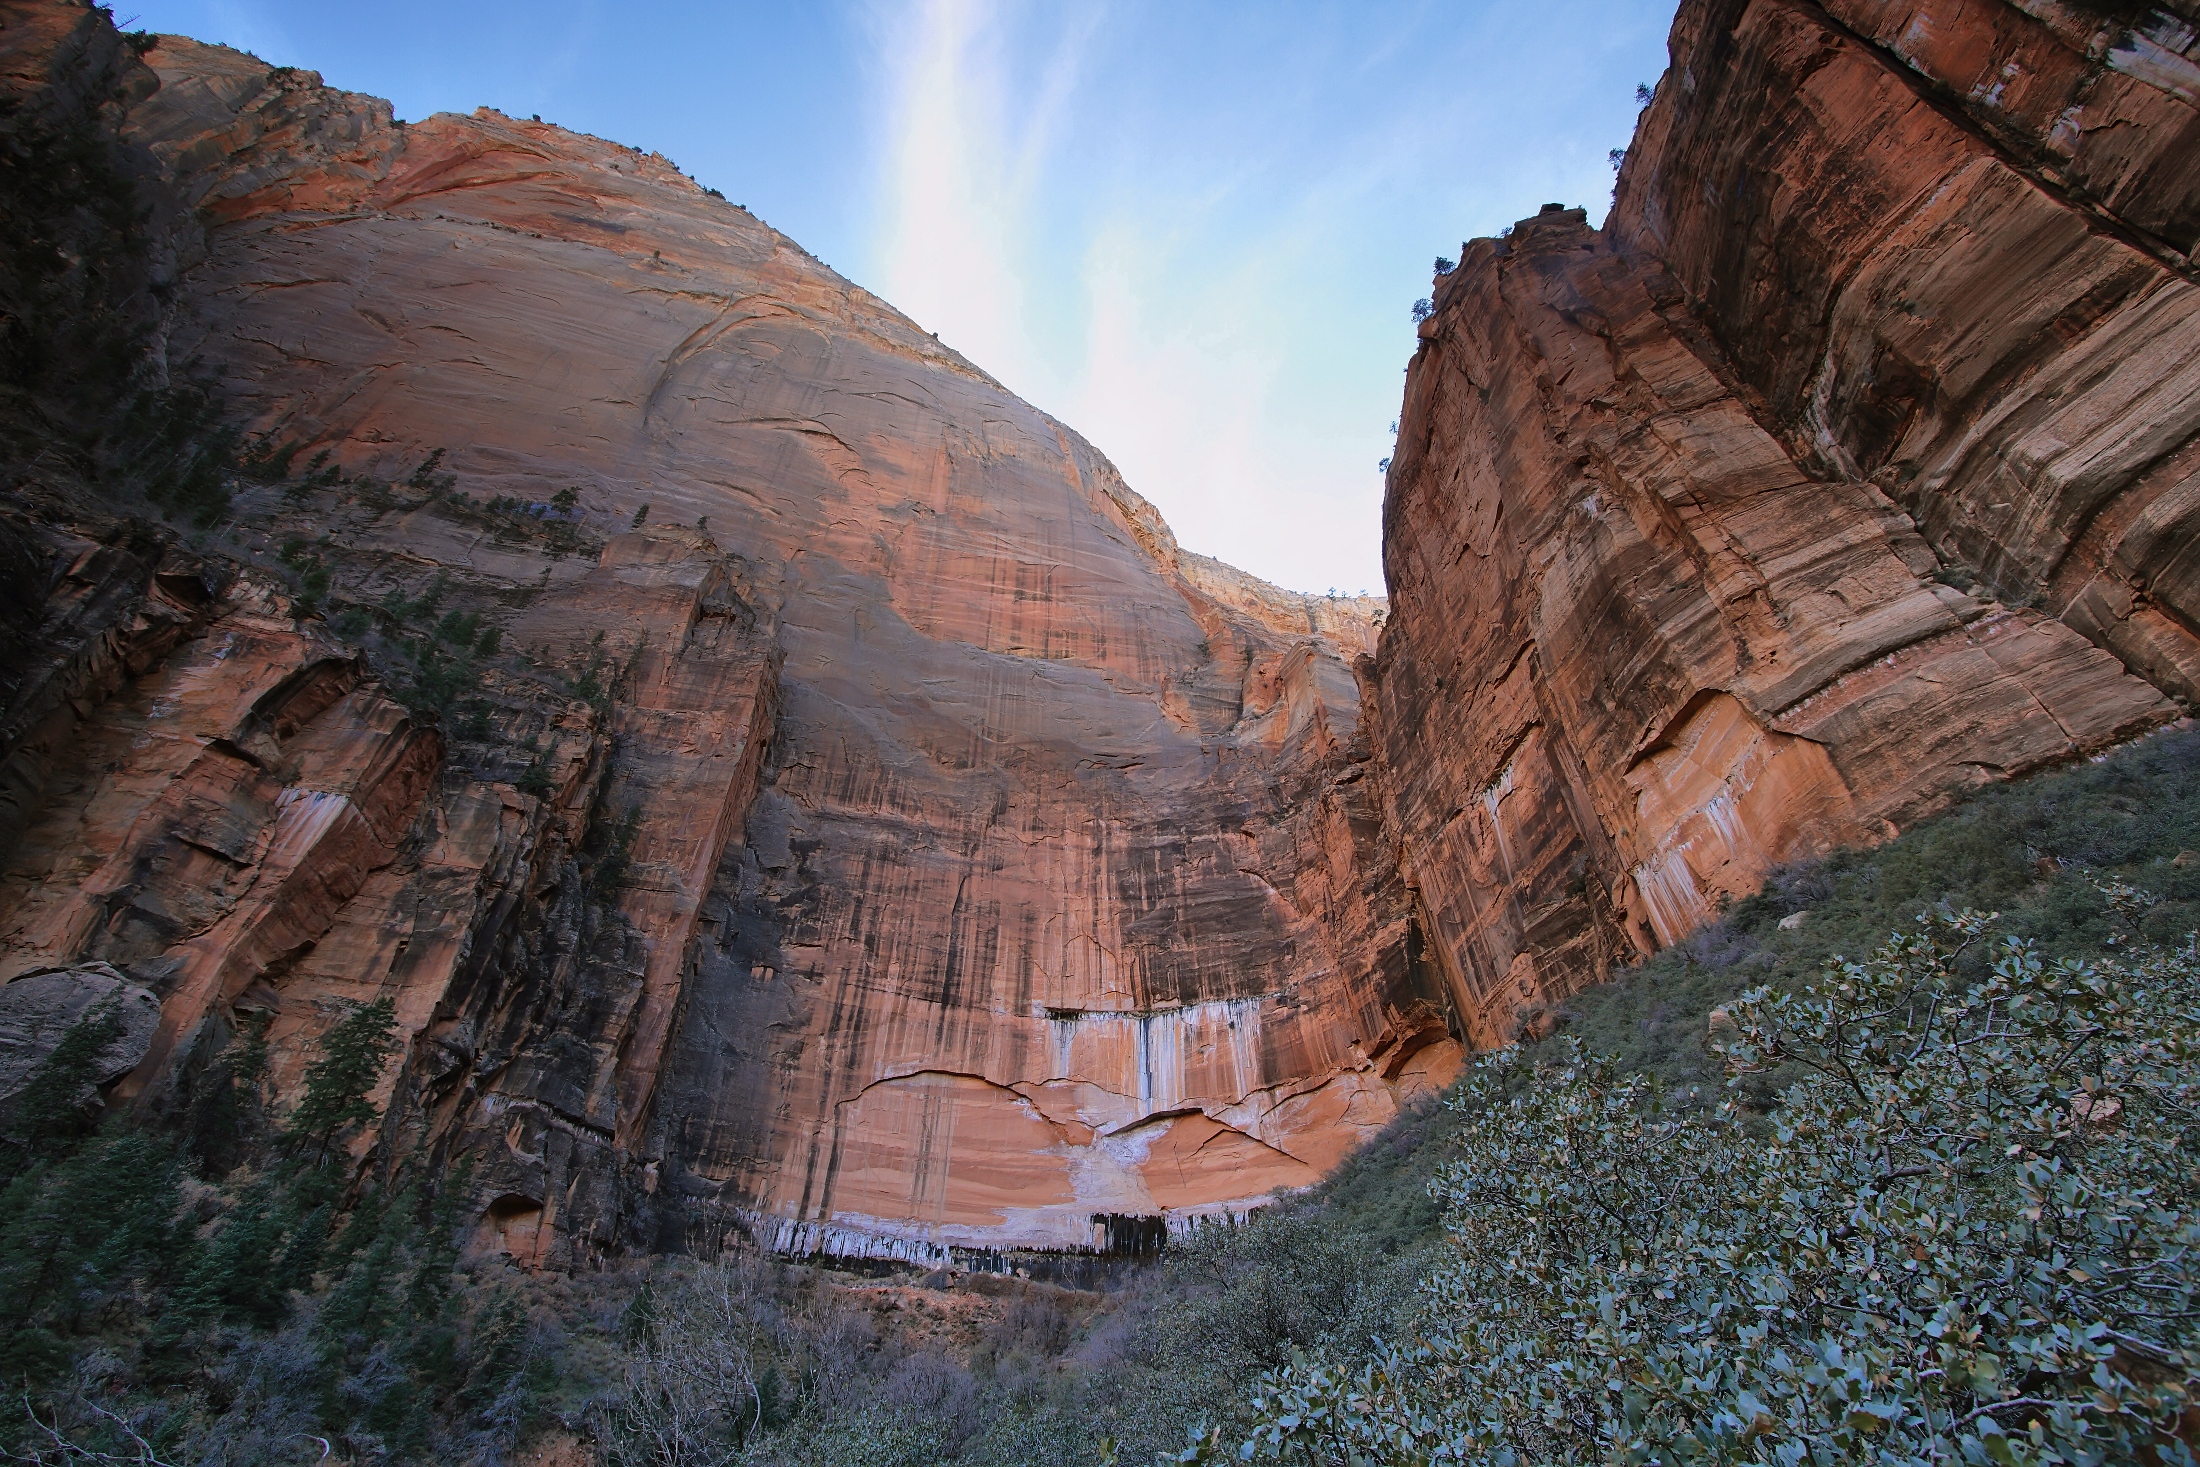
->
3, 0, 2197, 1264
1376, 0, 2200, 1045
0, 1, 1453, 1265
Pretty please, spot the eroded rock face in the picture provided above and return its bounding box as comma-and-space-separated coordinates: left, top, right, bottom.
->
5, 0, 2194, 1265
1616, 0, 2200, 703
1375, 0, 2198, 1044
0, 5, 1453, 1264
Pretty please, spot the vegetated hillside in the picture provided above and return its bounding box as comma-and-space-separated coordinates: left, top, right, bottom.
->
6, 721, 2191, 1466
1231, 721, 2200, 1257
1553, 720, 2200, 1098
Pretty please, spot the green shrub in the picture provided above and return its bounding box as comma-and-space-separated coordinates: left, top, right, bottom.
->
1189, 914, 2200, 1465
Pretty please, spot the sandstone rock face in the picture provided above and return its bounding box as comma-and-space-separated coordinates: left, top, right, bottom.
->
1615, 0, 2200, 705
0, 6, 1451, 1264
1374, 0, 2196, 1045
5, 0, 2194, 1265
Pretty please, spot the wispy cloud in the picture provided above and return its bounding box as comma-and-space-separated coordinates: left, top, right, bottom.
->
860, 0, 1670, 594
872, 0, 1101, 398
861, 2, 1450, 592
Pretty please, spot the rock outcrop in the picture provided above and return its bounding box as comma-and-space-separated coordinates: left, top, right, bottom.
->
0, 1, 1453, 1265
0, 964, 161, 1107
1376, 0, 2199, 1044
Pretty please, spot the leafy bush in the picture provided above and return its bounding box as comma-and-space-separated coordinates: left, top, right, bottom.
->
1187, 914, 2200, 1465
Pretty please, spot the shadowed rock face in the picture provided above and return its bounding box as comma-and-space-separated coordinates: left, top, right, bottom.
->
0, 7, 1452, 1264
1376, 0, 2199, 1045
0, 964, 162, 1107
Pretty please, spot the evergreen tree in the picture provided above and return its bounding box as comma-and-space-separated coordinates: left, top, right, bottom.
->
398, 1164, 473, 1390
284, 998, 397, 1163
168, 1176, 295, 1329
0, 1131, 186, 1381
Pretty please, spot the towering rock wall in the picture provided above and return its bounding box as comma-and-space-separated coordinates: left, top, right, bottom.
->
0, 1, 1452, 1265
1376, 0, 2200, 1044
1616, 0, 2200, 701
7, 0, 2198, 1263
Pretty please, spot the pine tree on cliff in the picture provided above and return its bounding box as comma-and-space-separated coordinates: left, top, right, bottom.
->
285, 998, 397, 1164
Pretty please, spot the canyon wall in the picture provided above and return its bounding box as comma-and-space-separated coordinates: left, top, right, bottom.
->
1376, 0, 2200, 1044
0, 0, 1452, 1265
5, 0, 2198, 1262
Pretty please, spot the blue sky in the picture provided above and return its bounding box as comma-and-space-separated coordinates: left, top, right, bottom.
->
122, 0, 1677, 595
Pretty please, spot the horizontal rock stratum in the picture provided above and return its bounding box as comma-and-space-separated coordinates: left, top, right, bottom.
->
0, 0, 2193, 1265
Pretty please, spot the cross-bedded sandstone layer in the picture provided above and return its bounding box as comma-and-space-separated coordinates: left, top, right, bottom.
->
0, 2, 1453, 1266
1376, 0, 2199, 1045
